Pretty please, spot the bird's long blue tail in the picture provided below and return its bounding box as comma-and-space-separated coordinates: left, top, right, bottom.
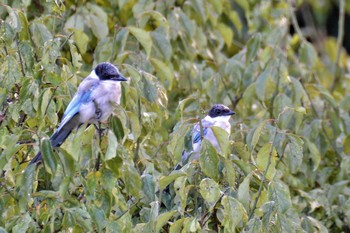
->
29, 115, 80, 165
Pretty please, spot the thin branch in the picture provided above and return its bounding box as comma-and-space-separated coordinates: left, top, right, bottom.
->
248, 120, 278, 220
288, 0, 306, 43
59, 32, 74, 49
115, 198, 141, 221
15, 34, 25, 76
95, 122, 102, 171
330, 0, 345, 91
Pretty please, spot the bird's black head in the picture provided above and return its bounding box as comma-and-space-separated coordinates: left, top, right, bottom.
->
208, 104, 235, 118
94, 62, 127, 81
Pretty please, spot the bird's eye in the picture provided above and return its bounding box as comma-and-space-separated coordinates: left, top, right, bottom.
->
215, 109, 221, 114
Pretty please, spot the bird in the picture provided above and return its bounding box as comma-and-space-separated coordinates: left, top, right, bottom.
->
181, 104, 235, 165
29, 62, 127, 164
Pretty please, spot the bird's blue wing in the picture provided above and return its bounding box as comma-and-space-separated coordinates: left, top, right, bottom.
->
192, 127, 208, 144
50, 83, 98, 146
55, 84, 98, 133
62, 89, 93, 118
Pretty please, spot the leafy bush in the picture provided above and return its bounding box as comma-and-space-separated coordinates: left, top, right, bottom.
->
0, 0, 349, 232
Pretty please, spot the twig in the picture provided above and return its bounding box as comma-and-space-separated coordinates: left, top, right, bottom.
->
330, 0, 345, 91
95, 122, 102, 171
288, 0, 306, 43
269, 57, 282, 116
15, 34, 25, 76
115, 198, 141, 220
248, 119, 278, 220
59, 32, 74, 49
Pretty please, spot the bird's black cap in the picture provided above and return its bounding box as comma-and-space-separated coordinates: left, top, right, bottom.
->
94, 62, 127, 81
208, 104, 235, 118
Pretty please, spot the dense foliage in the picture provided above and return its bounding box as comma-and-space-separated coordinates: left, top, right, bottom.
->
1, 0, 349, 232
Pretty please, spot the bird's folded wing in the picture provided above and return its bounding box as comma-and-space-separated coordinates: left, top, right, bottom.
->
50, 83, 98, 146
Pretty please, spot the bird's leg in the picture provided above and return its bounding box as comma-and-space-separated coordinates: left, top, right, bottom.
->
93, 123, 107, 137
92, 100, 108, 135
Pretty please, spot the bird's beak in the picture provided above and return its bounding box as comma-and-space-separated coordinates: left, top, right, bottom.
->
111, 74, 127, 82
227, 110, 235, 116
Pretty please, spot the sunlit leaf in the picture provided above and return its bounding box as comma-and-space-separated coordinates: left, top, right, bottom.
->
217, 23, 233, 47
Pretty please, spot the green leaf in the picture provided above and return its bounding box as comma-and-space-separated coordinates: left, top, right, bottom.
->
87, 3, 108, 39
40, 88, 51, 118
199, 139, 219, 181
90, 206, 106, 232
167, 123, 191, 164
169, 219, 185, 233
122, 164, 141, 197
238, 174, 251, 211
222, 158, 236, 186
256, 143, 277, 180
221, 196, 247, 231
141, 72, 158, 102
109, 116, 125, 142
151, 30, 172, 61
199, 178, 221, 209
211, 126, 230, 157
255, 69, 273, 101
128, 111, 141, 141
269, 181, 292, 213
159, 170, 187, 190
72, 29, 89, 53
140, 11, 170, 31
29, 23, 53, 48
344, 135, 350, 155
56, 148, 75, 177
12, 213, 31, 233
69, 207, 93, 231
304, 139, 321, 171
217, 23, 233, 47
150, 58, 174, 88
141, 174, 155, 203
105, 156, 122, 177
17, 10, 30, 40
300, 42, 318, 69
41, 138, 57, 175
233, 142, 250, 161
294, 106, 306, 114
104, 130, 118, 160
286, 134, 304, 174
246, 33, 261, 63
128, 26, 152, 58
250, 121, 266, 151
155, 210, 177, 232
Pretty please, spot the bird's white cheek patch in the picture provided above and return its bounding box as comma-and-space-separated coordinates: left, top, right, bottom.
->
90, 70, 99, 80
